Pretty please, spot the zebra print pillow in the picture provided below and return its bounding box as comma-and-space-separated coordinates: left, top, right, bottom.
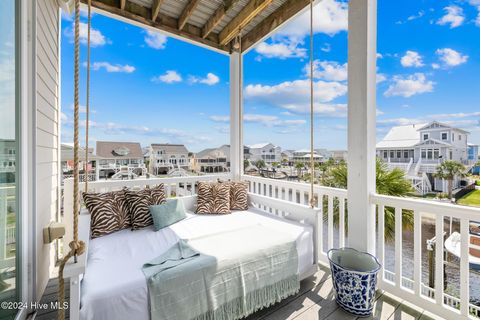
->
125, 184, 166, 230
228, 181, 249, 210
83, 189, 131, 239
195, 182, 231, 214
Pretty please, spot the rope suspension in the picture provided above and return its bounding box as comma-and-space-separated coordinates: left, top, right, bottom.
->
84, 0, 92, 192
309, 0, 315, 208
58, 0, 88, 319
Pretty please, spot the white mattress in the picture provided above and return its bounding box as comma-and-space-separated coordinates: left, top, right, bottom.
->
80, 208, 314, 320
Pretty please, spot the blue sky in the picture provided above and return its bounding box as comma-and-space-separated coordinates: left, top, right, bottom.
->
60, 0, 480, 153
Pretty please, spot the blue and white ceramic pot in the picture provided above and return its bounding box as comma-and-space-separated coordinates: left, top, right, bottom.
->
327, 247, 381, 317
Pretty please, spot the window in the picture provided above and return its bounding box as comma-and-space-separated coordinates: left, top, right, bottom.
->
434, 150, 439, 159
404, 151, 409, 158
396, 151, 401, 158
383, 151, 388, 158
441, 132, 448, 140
427, 150, 433, 159
423, 133, 429, 141
390, 151, 394, 158
421, 149, 426, 159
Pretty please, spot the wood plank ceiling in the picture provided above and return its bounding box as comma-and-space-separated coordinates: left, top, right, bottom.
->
80, 0, 311, 53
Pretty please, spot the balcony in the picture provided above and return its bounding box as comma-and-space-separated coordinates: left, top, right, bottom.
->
61, 174, 480, 320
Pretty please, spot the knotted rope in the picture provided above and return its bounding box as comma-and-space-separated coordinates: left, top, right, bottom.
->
84, 0, 91, 192
58, 0, 87, 318
309, 0, 316, 208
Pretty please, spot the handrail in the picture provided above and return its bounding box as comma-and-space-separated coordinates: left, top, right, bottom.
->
371, 193, 480, 220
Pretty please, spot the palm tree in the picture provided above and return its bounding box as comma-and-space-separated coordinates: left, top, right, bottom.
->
243, 159, 250, 171
271, 162, 279, 168
324, 158, 413, 241
434, 160, 466, 199
255, 159, 266, 170
294, 162, 304, 178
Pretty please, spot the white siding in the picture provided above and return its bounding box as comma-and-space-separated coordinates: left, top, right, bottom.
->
35, 0, 59, 300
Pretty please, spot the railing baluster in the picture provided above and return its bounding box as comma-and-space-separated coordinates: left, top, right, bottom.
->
327, 196, 334, 250
435, 213, 444, 306
339, 197, 345, 248
413, 209, 421, 297
460, 218, 469, 316
395, 207, 402, 288
378, 204, 385, 282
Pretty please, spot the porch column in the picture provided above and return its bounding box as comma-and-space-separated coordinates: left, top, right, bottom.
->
347, 0, 377, 254
230, 51, 243, 180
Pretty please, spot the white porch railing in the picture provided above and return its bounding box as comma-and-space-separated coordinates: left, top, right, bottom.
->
371, 194, 480, 319
243, 175, 480, 319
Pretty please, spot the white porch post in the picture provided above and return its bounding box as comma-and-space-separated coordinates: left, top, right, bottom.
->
347, 0, 377, 254
230, 51, 243, 180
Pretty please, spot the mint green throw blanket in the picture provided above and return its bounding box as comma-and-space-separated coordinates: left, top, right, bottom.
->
142, 225, 300, 320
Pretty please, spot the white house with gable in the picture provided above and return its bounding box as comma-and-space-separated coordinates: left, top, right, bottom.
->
376, 121, 472, 194
247, 143, 282, 165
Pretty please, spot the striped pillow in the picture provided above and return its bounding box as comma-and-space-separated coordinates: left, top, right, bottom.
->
126, 184, 167, 230
83, 189, 131, 239
196, 182, 230, 214
228, 181, 249, 210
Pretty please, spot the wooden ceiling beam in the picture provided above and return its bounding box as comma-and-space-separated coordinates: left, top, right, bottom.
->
151, 0, 165, 21
202, 0, 239, 39
219, 0, 274, 46
178, 0, 201, 30
120, 0, 126, 10
241, 0, 309, 52
80, 0, 229, 52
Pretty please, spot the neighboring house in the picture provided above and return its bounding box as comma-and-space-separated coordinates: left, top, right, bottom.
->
60, 144, 97, 182
330, 150, 348, 161
193, 145, 230, 173
291, 149, 323, 164
96, 141, 146, 179
0, 139, 16, 183
149, 144, 190, 175
376, 121, 471, 194
468, 143, 479, 162
247, 143, 282, 165
315, 148, 332, 160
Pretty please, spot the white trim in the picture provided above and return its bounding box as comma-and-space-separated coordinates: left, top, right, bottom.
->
347, 0, 377, 254
229, 52, 243, 180
440, 131, 449, 141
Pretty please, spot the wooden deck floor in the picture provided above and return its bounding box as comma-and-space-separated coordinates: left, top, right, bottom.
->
36, 267, 440, 320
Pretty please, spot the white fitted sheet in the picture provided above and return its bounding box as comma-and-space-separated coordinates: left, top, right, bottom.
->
80, 208, 314, 320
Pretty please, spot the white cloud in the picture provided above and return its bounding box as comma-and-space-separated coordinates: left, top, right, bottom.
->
64, 22, 108, 47
276, 0, 348, 41
144, 30, 167, 49
151, 70, 182, 84
90, 62, 135, 73
320, 43, 331, 52
396, 10, 425, 24
469, 1, 480, 26
376, 53, 384, 59
189, 73, 220, 86
384, 73, 434, 98
305, 60, 348, 82
400, 51, 424, 68
376, 73, 387, 84
435, 48, 468, 67
255, 41, 306, 59
245, 79, 346, 106
431, 63, 440, 69
210, 113, 306, 128
436, 5, 465, 28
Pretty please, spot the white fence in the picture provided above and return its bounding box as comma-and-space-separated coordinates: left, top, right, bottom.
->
243, 175, 480, 319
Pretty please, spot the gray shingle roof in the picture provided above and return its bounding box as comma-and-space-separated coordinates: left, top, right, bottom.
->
96, 141, 143, 159
150, 144, 189, 154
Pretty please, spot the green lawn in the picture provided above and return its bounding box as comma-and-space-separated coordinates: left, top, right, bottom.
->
457, 190, 480, 207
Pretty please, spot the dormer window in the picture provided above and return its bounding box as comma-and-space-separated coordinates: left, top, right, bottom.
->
441, 132, 448, 141
423, 133, 429, 141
